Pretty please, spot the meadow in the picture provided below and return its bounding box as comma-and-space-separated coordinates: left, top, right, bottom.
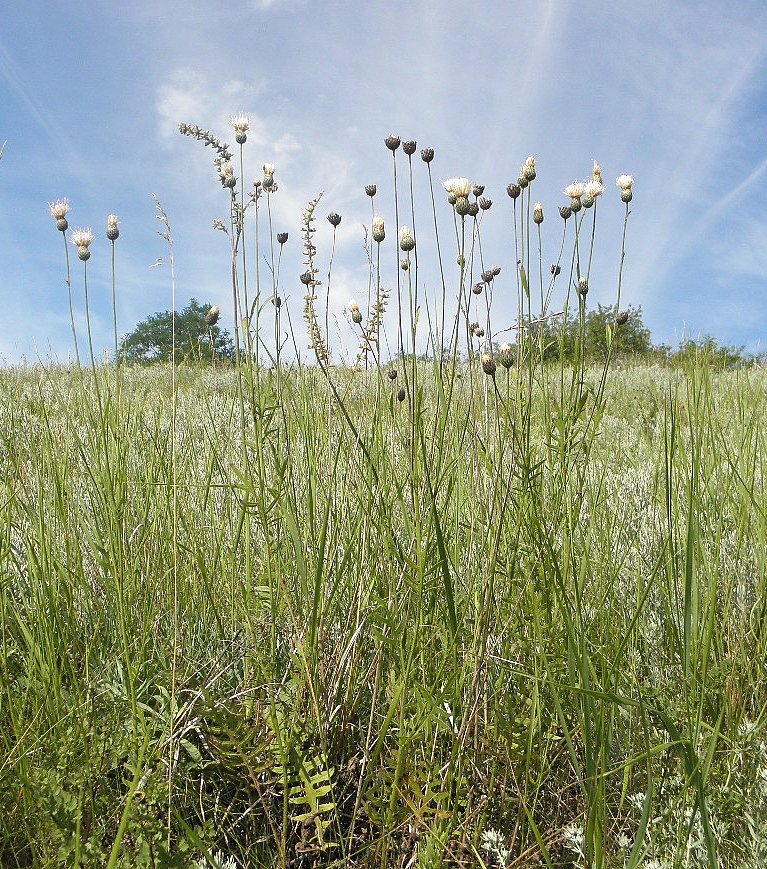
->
1, 129, 766, 868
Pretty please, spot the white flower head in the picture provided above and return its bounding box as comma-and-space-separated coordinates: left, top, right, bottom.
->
70, 227, 95, 248
262, 162, 275, 178
592, 160, 603, 184
584, 179, 606, 198
616, 174, 635, 191
399, 225, 415, 251
230, 112, 249, 133
443, 177, 471, 198
373, 216, 385, 232
348, 299, 360, 314
49, 198, 70, 219
563, 181, 586, 199
221, 161, 234, 178
107, 214, 119, 228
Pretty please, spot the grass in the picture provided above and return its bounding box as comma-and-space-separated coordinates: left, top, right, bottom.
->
2, 131, 767, 867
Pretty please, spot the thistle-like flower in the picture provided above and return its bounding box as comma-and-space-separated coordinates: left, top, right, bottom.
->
71, 227, 95, 261
384, 134, 400, 151
372, 216, 385, 243
507, 183, 522, 200
106, 214, 119, 241
499, 343, 514, 368
277, 232, 288, 245
348, 299, 363, 324
49, 198, 71, 232
399, 226, 415, 252
578, 276, 589, 296
564, 181, 586, 200
365, 184, 377, 197
219, 161, 237, 188
592, 160, 603, 185
533, 201, 544, 224
521, 155, 536, 182
231, 112, 249, 144
262, 162, 276, 190
481, 352, 497, 376
616, 174, 635, 202
327, 212, 342, 227
583, 179, 606, 203
206, 305, 221, 326
402, 140, 417, 155
420, 147, 434, 163
443, 177, 472, 198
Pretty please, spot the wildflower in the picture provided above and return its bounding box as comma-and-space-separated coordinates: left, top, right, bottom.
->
473, 184, 485, 197
348, 299, 363, 324
582, 179, 606, 207
507, 183, 522, 199
230, 111, 249, 144
616, 173, 634, 202
472, 283, 483, 295
49, 198, 71, 232
559, 205, 572, 220
616, 310, 629, 325
106, 214, 119, 241
578, 276, 589, 296
206, 305, 220, 326
533, 201, 544, 224
479, 196, 492, 210
499, 343, 514, 368
402, 140, 417, 155
262, 162, 276, 190
277, 232, 288, 245
562, 823, 586, 860
384, 134, 400, 151
399, 226, 415, 252
481, 352, 496, 376
420, 147, 434, 163
443, 177, 472, 198
219, 161, 237, 188
564, 181, 586, 201
481, 270, 494, 284
521, 155, 536, 181
592, 160, 603, 185
71, 227, 95, 261
372, 216, 385, 243
470, 323, 484, 338
365, 184, 377, 197
327, 212, 342, 227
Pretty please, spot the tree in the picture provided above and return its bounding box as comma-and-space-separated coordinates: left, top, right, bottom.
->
121, 298, 235, 364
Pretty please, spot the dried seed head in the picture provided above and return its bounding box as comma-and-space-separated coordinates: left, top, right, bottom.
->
472, 282, 483, 295
499, 343, 514, 369
387, 368, 398, 380
559, 205, 572, 220
277, 232, 288, 245
467, 202, 479, 217
403, 140, 417, 155
275, 296, 282, 308
372, 216, 385, 243
481, 270, 494, 284
578, 276, 589, 296
400, 258, 409, 271
300, 271, 314, 285
479, 197, 492, 210
206, 305, 221, 326
470, 322, 485, 338
399, 225, 415, 252
327, 212, 342, 227
106, 214, 120, 241
420, 147, 434, 163
481, 353, 497, 376
533, 202, 544, 224
507, 183, 522, 199
397, 388, 406, 402
385, 134, 401, 151
616, 310, 629, 326
473, 184, 485, 197
491, 266, 501, 277
551, 264, 561, 276
365, 184, 377, 197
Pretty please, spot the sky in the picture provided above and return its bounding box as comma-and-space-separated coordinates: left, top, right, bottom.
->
1, 0, 767, 365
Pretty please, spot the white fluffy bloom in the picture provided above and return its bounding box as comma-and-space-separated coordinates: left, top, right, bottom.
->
563, 181, 586, 199
584, 179, 606, 198
230, 112, 249, 133
70, 227, 95, 248
616, 174, 635, 190
443, 177, 471, 198
49, 198, 70, 219
262, 162, 275, 177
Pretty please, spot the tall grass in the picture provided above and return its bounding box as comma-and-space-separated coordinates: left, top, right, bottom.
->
1, 130, 766, 868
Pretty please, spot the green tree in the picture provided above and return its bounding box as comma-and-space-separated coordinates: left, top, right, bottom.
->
583, 304, 652, 361
121, 298, 234, 364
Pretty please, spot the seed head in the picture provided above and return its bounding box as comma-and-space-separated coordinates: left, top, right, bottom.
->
517, 176, 529, 189
372, 216, 385, 243
399, 225, 415, 252
507, 183, 522, 199
348, 299, 363, 324
400, 258, 409, 271
472, 282, 483, 295
455, 196, 471, 216
384, 134, 400, 151
277, 232, 288, 245
300, 271, 314, 285
420, 147, 434, 163
551, 264, 561, 276
616, 174, 634, 203
206, 305, 221, 326
616, 310, 629, 325
106, 214, 119, 241
387, 368, 398, 380
472, 184, 485, 197
397, 388, 406, 402
365, 184, 377, 197
402, 140, 417, 155
578, 276, 589, 297
481, 352, 497, 376
559, 205, 572, 220
219, 161, 237, 188
521, 156, 536, 182
533, 202, 544, 224
470, 322, 485, 338
327, 212, 342, 227
479, 197, 492, 210
592, 161, 603, 185
481, 270, 494, 284
499, 343, 514, 369
491, 265, 501, 277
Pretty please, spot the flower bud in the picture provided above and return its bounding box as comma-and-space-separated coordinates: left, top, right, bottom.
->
399, 226, 415, 252
481, 352, 497, 376
533, 202, 544, 224
455, 196, 470, 216
106, 214, 119, 241
499, 343, 514, 369
397, 388, 406, 402
578, 276, 589, 297
372, 216, 385, 243
206, 305, 221, 326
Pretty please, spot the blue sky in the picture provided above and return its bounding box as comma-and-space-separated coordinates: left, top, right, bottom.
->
1, 0, 767, 364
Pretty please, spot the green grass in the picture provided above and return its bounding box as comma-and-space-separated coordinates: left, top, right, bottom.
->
1, 357, 766, 868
